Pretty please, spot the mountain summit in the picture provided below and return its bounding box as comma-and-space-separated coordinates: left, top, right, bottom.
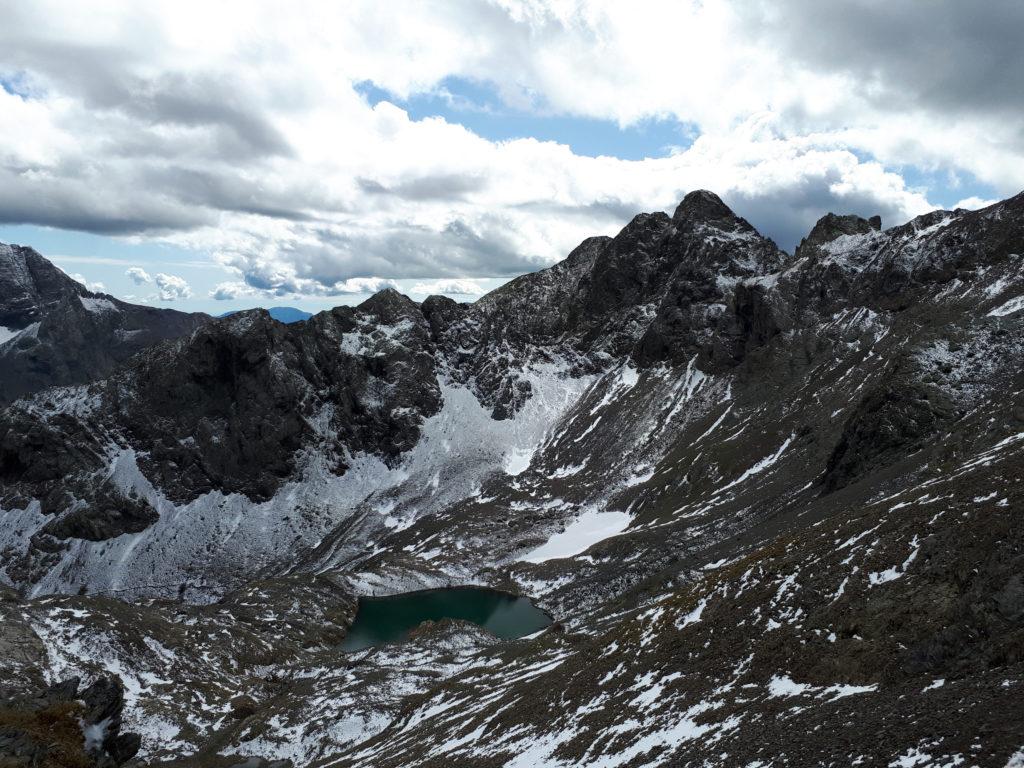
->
0, 243, 88, 328
672, 188, 739, 223
0, 244, 208, 404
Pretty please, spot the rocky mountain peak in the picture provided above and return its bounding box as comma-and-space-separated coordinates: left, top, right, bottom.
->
564, 235, 613, 268
794, 212, 882, 260
0, 242, 86, 328
358, 286, 425, 326
0, 244, 209, 404
2, 190, 1024, 768
672, 189, 737, 224
607, 211, 672, 254
198, 310, 285, 360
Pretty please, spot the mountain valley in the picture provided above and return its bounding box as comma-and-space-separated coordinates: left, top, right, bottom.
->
1, 190, 1023, 767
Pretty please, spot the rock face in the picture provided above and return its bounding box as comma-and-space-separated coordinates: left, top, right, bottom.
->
0, 290, 444, 548
0, 244, 83, 327
821, 362, 955, 492
794, 211, 882, 261
0, 190, 1023, 766
0, 243, 208, 405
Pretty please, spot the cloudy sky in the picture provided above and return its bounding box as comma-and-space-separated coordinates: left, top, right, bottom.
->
0, 1, 1021, 314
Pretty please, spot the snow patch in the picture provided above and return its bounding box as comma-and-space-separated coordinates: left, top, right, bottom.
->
988, 295, 1024, 317
500, 363, 598, 475
0, 322, 39, 348
519, 508, 631, 563
504, 447, 534, 476
767, 675, 810, 697
868, 535, 920, 586
623, 466, 655, 487
80, 296, 119, 313
677, 596, 708, 628
1005, 748, 1024, 768
6, 361, 596, 598
549, 462, 586, 479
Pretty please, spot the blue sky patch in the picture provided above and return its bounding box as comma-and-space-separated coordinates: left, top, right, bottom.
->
0, 71, 37, 99
356, 77, 696, 160
899, 166, 999, 209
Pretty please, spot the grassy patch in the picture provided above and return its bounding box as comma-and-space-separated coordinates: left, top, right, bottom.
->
0, 701, 92, 768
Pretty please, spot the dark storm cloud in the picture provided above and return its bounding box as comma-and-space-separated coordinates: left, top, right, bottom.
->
0, 151, 317, 235
304, 218, 539, 279
747, 0, 1024, 119
118, 72, 293, 158
512, 198, 642, 224
0, 168, 213, 235
219, 215, 544, 298
716, 176, 913, 254
0, 13, 302, 236
139, 167, 319, 222
0, 1, 1010, 288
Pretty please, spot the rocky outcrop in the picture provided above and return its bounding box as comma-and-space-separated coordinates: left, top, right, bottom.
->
439, 191, 786, 411
0, 676, 139, 767
0, 243, 84, 328
794, 212, 881, 261
118, 293, 442, 503
0, 292, 452, 579
821, 363, 956, 492
0, 294, 445, 545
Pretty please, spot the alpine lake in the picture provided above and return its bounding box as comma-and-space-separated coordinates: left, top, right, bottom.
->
341, 587, 553, 651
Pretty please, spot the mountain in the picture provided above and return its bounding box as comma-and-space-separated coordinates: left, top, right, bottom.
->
0, 191, 1022, 766
0, 243, 209, 405
219, 306, 313, 323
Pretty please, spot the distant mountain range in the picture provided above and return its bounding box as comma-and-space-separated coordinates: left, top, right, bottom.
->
219, 306, 313, 323
0, 250, 314, 408
0, 190, 1022, 766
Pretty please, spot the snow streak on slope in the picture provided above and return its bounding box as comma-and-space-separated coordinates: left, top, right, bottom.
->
18, 445, 402, 600
988, 295, 1024, 317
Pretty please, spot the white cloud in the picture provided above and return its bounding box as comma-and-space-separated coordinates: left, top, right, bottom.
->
0, 1, 1019, 297
154, 272, 192, 301
125, 266, 153, 284
210, 275, 397, 300
953, 196, 1000, 211
52, 255, 133, 265
70, 273, 106, 292
410, 278, 487, 296
210, 282, 255, 301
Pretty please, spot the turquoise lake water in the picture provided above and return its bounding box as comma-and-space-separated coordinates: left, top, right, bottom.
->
340, 587, 552, 651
